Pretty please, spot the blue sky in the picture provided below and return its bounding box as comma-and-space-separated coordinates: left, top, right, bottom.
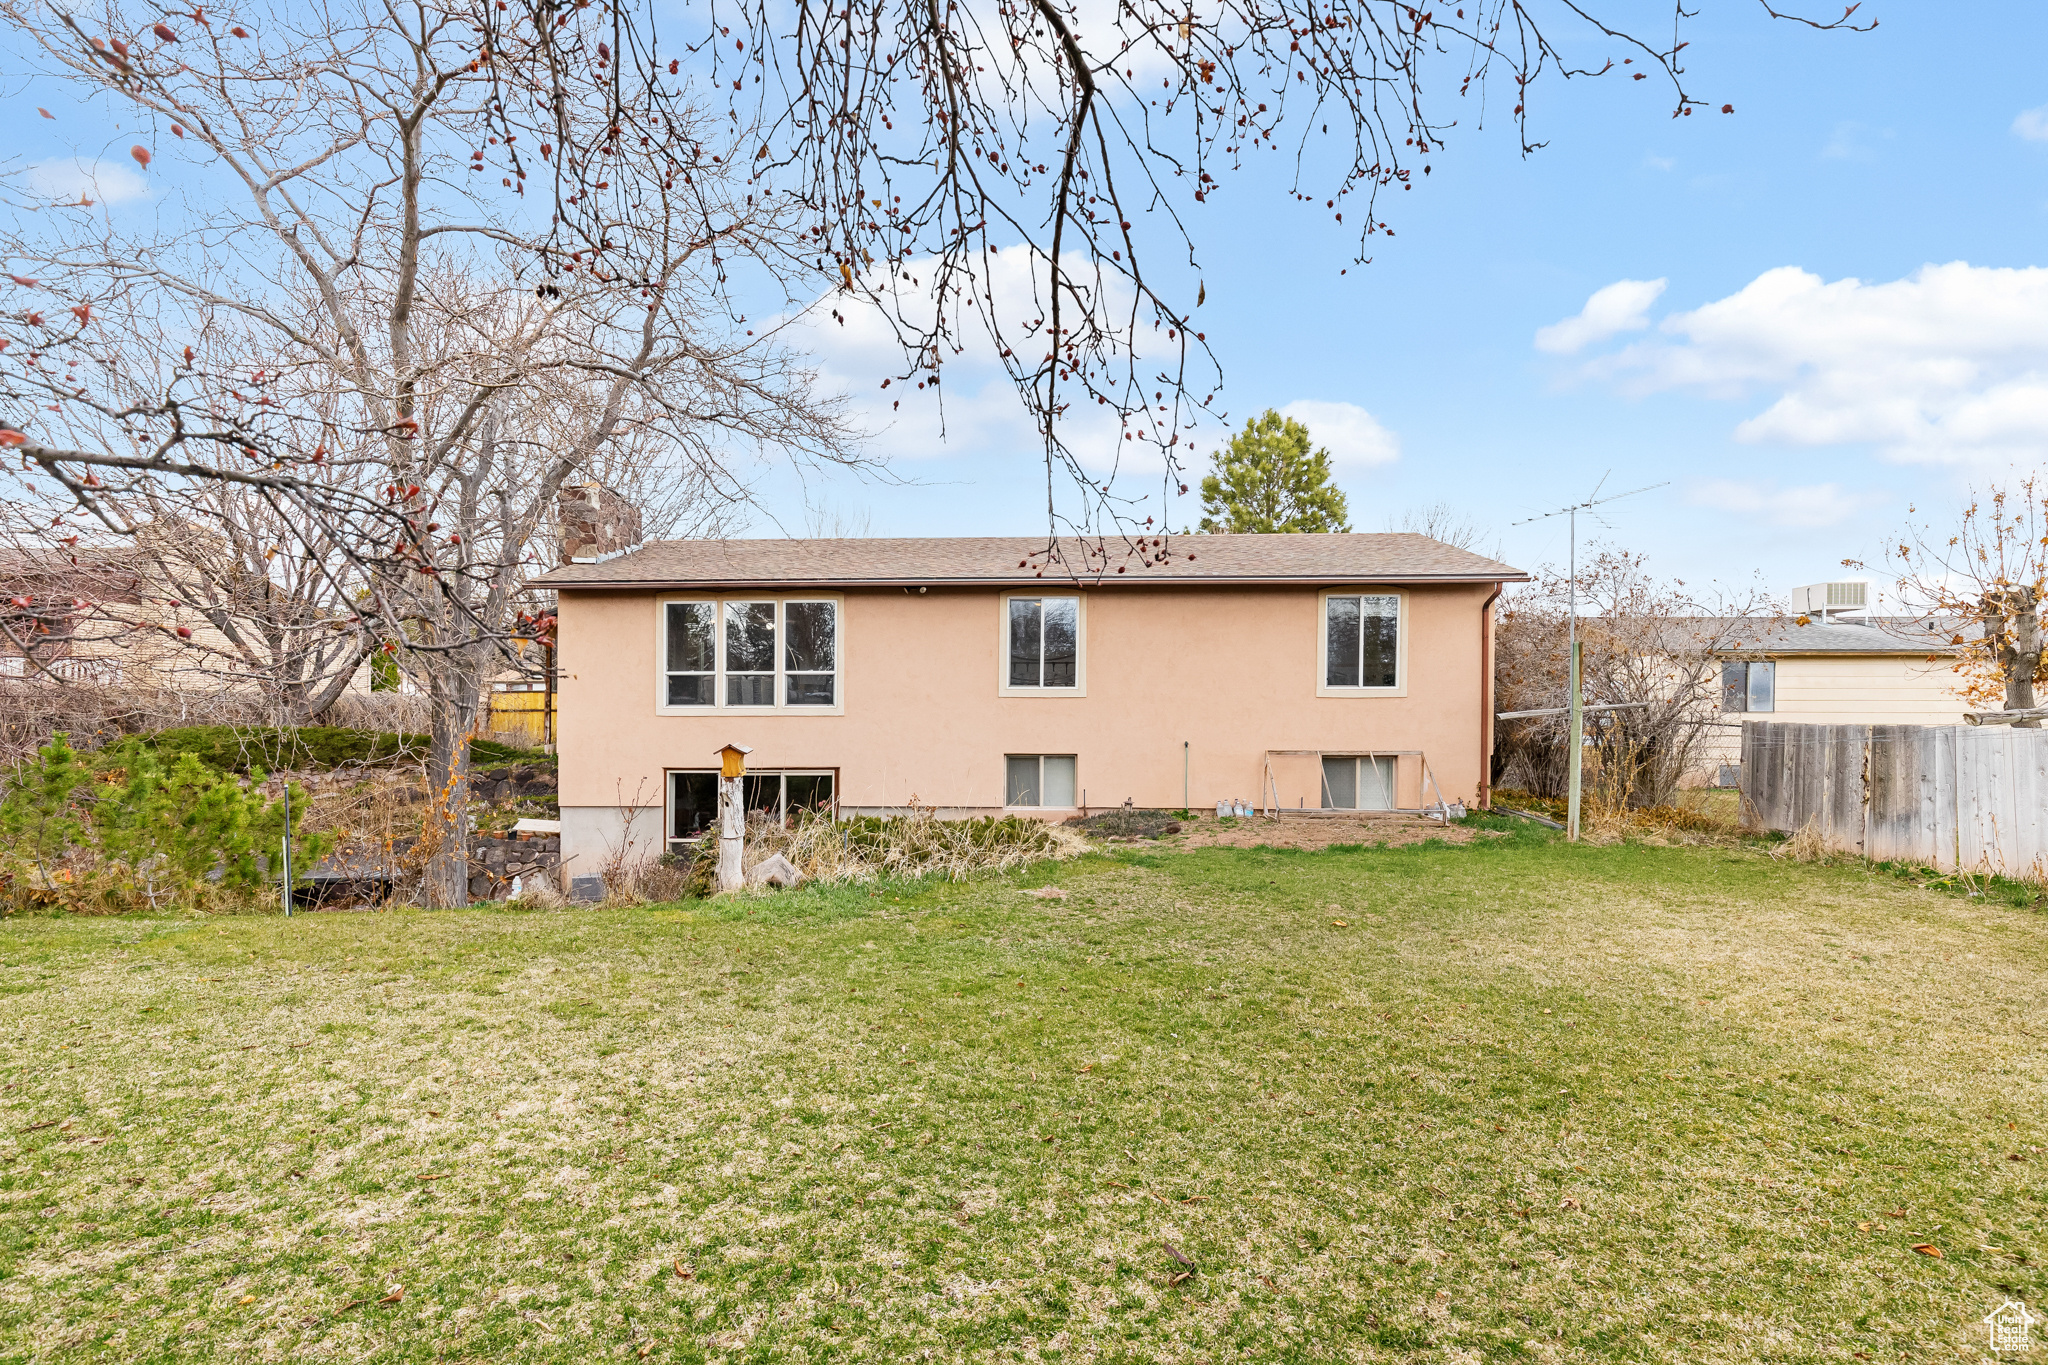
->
755, 2, 2048, 600
9, 3, 2047, 599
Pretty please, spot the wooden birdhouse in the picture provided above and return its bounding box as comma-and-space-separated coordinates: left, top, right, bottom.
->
715, 743, 752, 780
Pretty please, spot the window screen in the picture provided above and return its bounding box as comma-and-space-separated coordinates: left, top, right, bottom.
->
784, 601, 837, 706
665, 602, 715, 706
1005, 755, 1077, 807
725, 601, 777, 706
1321, 755, 1396, 810
1008, 597, 1079, 688
1325, 595, 1399, 688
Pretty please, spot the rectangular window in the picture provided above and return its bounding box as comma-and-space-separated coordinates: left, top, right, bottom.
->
1721, 660, 1775, 714
784, 600, 837, 706
1324, 594, 1399, 689
1005, 754, 1077, 808
1007, 597, 1079, 689
1321, 755, 1396, 810
668, 769, 835, 850
1746, 660, 1775, 713
725, 601, 777, 706
665, 602, 716, 706
660, 598, 841, 711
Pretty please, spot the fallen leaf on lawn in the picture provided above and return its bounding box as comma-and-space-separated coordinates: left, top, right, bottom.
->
417, 1172, 453, 1181
674, 1260, 693, 1279
238, 1294, 255, 1304
1077, 1063, 1094, 1073
1168, 1270, 1192, 1285
1330, 919, 1348, 927
1038, 1134, 1055, 1143
1559, 1198, 1581, 1211
1161, 1242, 1196, 1267
1885, 1209, 1907, 1218
378, 1286, 405, 1303
1857, 1221, 1872, 1231
1178, 1195, 1207, 1204
1911, 1244, 1942, 1258
334, 1299, 367, 1315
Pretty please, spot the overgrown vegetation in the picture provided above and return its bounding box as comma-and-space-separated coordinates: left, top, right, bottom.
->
705, 808, 1089, 891
0, 735, 327, 914
139, 726, 551, 775
1, 833, 2041, 1360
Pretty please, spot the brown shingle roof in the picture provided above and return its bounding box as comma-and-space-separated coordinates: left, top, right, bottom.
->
531, 533, 1526, 590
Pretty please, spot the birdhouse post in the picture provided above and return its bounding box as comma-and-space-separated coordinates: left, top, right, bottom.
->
714, 743, 751, 893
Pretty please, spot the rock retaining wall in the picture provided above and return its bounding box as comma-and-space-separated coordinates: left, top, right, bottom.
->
469, 835, 561, 900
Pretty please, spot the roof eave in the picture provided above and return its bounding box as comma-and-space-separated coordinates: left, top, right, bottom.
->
534, 571, 1533, 591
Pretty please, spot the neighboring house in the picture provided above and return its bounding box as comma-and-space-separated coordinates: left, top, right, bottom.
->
1702, 613, 1966, 784
533, 533, 1526, 875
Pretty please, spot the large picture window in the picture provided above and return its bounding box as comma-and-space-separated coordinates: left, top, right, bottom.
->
661, 598, 839, 710
1004, 595, 1081, 692
1323, 593, 1401, 691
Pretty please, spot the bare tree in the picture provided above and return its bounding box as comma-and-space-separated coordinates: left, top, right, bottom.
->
1, 0, 863, 904
1856, 479, 2048, 724
1387, 501, 1489, 554
1494, 546, 1773, 808
2, 0, 1870, 548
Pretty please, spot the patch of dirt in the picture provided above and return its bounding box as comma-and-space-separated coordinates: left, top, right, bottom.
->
1167, 811, 1496, 851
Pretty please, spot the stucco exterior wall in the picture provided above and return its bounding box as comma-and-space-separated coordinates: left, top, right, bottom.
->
556, 581, 1495, 864
1699, 654, 1970, 773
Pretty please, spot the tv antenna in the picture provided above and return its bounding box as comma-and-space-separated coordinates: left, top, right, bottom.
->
1511, 474, 1668, 841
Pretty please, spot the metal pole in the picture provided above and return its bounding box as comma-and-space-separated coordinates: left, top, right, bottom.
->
1183, 741, 1189, 814
1567, 640, 1583, 843
280, 780, 293, 916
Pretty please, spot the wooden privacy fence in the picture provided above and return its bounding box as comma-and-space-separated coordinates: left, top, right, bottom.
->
484, 689, 554, 749
1741, 722, 2048, 879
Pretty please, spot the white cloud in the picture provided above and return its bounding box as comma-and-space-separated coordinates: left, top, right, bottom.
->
25, 158, 149, 205
2014, 104, 2048, 142
1686, 478, 1885, 530
1276, 399, 1399, 467
1568, 261, 2048, 466
782, 246, 1212, 474
1534, 278, 1667, 355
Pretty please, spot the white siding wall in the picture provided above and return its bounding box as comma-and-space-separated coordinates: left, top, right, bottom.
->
1697, 655, 1968, 775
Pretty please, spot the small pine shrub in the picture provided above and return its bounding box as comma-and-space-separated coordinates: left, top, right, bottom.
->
0, 734, 332, 914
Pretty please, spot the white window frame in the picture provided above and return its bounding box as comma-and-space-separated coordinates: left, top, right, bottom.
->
654, 594, 845, 715
1003, 754, 1079, 810
1316, 588, 1409, 698
998, 591, 1087, 698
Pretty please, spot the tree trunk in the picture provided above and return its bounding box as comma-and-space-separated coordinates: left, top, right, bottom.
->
2008, 589, 2042, 727
423, 654, 482, 907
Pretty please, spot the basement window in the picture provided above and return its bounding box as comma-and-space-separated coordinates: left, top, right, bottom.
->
667, 769, 836, 849
1720, 661, 1774, 714
1321, 755, 1396, 810
1005, 754, 1077, 809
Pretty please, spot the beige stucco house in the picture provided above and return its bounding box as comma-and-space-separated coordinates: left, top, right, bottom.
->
1703, 617, 1967, 783
534, 533, 1526, 877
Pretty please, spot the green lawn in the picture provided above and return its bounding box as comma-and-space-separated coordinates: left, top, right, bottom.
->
3, 820, 2045, 1362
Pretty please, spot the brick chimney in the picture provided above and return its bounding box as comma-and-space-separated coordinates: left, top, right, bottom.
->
557, 483, 643, 563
